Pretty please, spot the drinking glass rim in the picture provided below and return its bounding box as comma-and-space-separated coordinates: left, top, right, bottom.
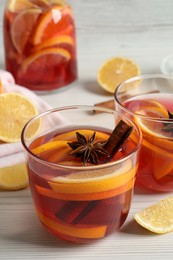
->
21, 105, 142, 170
114, 74, 173, 123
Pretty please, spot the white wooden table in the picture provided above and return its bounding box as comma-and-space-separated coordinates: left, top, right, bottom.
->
0, 0, 173, 259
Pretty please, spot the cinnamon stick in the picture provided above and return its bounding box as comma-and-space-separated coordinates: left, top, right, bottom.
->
103, 119, 133, 160
94, 99, 114, 111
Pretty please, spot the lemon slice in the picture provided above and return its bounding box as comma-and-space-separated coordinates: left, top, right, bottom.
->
97, 57, 140, 94
7, 0, 36, 12
11, 8, 41, 53
0, 163, 28, 190
0, 93, 39, 142
134, 195, 173, 234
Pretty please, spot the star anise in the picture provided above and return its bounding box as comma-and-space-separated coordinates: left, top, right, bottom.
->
67, 131, 110, 165
162, 110, 173, 136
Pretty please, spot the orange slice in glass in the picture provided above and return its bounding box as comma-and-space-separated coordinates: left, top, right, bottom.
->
48, 159, 136, 195
134, 100, 173, 148
32, 6, 74, 45
38, 211, 107, 239
133, 100, 173, 179
11, 8, 41, 53
35, 178, 134, 201
20, 47, 71, 73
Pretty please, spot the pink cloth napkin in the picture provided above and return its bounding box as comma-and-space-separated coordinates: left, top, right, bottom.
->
0, 70, 52, 168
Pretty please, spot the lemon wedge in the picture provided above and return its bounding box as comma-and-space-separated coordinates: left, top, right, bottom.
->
134, 196, 173, 234
0, 163, 28, 190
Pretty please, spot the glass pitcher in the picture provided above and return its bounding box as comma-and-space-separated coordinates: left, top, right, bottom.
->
3, 0, 78, 93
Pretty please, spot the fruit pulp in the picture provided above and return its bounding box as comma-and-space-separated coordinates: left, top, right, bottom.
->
3, 1, 77, 92
124, 93, 173, 192
28, 127, 137, 243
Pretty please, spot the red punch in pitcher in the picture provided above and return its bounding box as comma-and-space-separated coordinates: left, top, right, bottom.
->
3, 0, 78, 92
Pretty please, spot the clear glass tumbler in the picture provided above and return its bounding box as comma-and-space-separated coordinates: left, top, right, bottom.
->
21, 105, 142, 243
115, 74, 173, 192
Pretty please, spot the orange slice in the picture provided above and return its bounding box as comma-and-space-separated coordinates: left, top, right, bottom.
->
134, 100, 173, 150
32, 6, 74, 45
134, 100, 169, 136
7, 0, 36, 12
38, 211, 107, 239
97, 57, 140, 94
151, 150, 173, 180
31, 35, 74, 52
54, 129, 109, 141
11, 8, 41, 53
31, 130, 110, 164
35, 178, 134, 201
134, 195, 173, 234
48, 160, 136, 195
32, 140, 68, 154
20, 47, 71, 72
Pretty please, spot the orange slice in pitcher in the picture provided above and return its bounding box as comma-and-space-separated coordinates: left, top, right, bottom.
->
30, 0, 49, 7
31, 35, 74, 52
32, 6, 74, 45
11, 8, 41, 53
20, 47, 71, 72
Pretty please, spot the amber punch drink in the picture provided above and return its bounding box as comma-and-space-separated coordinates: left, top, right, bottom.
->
21, 106, 142, 243
115, 74, 173, 192
3, 0, 77, 92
